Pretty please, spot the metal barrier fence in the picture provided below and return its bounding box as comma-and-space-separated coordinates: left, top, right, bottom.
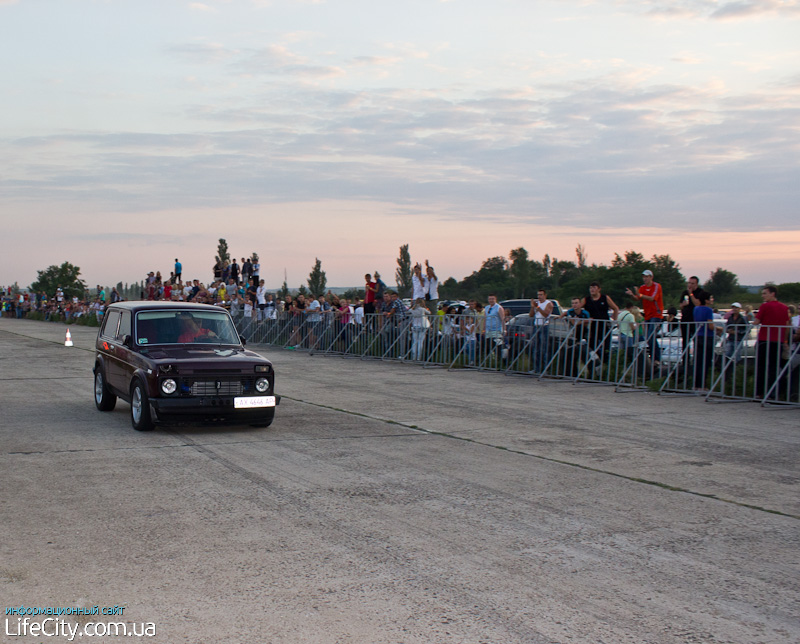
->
232, 311, 799, 408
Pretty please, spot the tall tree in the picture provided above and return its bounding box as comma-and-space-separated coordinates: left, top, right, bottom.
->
703, 268, 740, 298
30, 262, 87, 299
215, 238, 230, 268
278, 275, 289, 299
575, 243, 588, 269
543, 254, 551, 277
509, 247, 531, 298
396, 244, 413, 297
307, 258, 327, 297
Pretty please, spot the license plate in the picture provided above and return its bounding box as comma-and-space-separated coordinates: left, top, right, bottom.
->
234, 396, 276, 409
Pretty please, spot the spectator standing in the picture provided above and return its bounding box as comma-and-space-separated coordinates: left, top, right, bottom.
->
230, 259, 240, 285
410, 298, 430, 361
251, 256, 260, 285
691, 293, 718, 391
617, 301, 641, 351
581, 281, 619, 369
174, 259, 182, 282
679, 276, 707, 350
306, 294, 322, 348
484, 294, 506, 362
241, 257, 252, 286
530, 289, 554, 372
412, 264, 426, 301
724, 302, 748, 365
626, 270, 664, 365
561, 297, 591, 376
753, 285, 790, 399
256, 280, 267, 321
374, 271, 387, 310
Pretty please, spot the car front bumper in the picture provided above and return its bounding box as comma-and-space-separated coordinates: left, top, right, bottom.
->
150, 394, 280, 423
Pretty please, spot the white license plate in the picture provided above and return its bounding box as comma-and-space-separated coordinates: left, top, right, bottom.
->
234, 396, 276, 409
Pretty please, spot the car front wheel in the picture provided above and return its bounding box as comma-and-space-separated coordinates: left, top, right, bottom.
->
94, 368, 117, 411
130, 380, 154, 431
250, 408, 275, 428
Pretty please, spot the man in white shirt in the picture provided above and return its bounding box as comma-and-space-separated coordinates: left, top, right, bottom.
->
306, 295, 322, 348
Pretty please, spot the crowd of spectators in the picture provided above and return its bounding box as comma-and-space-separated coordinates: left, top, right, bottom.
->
3, 260, 800, 400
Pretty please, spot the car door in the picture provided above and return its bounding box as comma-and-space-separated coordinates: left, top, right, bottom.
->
99, 309, 122, 392
114, 310, 137, 392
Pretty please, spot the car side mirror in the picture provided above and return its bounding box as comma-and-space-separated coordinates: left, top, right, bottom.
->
122, 334, 133, 349
239, 334, 247, 346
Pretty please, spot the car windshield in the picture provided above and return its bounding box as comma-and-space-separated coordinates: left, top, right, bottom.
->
135, 310, 240, 346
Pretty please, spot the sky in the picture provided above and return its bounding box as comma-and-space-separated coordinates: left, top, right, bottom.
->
1, 0, 799, 290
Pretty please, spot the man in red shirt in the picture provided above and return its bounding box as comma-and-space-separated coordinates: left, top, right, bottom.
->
626, 269, 664, 364
754, 285, 790, 399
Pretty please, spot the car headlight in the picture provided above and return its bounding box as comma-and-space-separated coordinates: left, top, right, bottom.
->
161, 379, 177, 395
255, 377, 269, 393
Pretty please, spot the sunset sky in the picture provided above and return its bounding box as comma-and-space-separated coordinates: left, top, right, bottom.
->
1, 0, 798, 290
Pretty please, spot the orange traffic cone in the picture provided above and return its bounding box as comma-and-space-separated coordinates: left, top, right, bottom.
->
65, 328, 74, 347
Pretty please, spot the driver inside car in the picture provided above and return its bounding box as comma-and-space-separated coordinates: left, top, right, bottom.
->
177, 314, 217, 343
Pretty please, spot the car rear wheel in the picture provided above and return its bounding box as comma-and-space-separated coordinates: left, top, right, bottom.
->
130, 380, 154, 431
94, 368, 117, 411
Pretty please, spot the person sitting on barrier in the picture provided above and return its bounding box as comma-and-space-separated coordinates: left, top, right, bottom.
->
364, 274, 377, 317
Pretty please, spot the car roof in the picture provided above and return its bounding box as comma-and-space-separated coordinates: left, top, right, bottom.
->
106, 301, 227, 314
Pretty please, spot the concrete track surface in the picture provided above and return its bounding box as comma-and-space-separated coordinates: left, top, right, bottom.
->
1, 318, 798, 644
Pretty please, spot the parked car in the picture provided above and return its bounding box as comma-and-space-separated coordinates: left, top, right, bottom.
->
500, 299, 562, 317
93, 302, 279, 431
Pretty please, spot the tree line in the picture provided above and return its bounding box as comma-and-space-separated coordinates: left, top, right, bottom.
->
16, 242, 800, 308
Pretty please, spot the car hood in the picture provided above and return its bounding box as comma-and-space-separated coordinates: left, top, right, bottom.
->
139, 345, 269, 367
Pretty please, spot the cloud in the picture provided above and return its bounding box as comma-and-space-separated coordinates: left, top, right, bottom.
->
2, 66, 798, 234
167, 42, 238, 64
599, 0, 800, 20
187, 2, 216, 11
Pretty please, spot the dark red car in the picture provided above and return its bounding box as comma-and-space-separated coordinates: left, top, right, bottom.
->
93, 301, 278, 430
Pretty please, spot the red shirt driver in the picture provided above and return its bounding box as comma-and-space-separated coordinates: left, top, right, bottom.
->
178, 315, 216, 343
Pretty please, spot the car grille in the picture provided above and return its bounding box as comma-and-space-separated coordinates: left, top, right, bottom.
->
189, 379, 249, 396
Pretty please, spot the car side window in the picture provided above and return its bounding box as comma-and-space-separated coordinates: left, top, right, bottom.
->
117, 311, 131, 342
101, 310, 121, 340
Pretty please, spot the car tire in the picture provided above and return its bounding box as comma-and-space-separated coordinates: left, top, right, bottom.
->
94, 367, 117, 411
130, 379, 155, 431
250, 409, 275, 428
